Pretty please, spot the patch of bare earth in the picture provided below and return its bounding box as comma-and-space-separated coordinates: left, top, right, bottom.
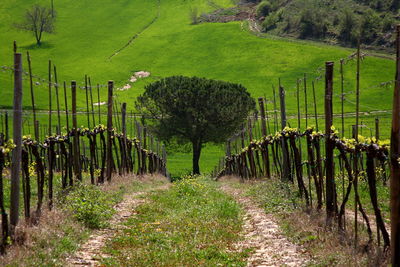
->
67, 179, 170, 266
221, 181, 309, 267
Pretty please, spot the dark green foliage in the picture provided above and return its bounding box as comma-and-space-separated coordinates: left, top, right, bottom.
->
360, 10, 381, 44
258, 0, 399, 48
391, 0, 400, 11
137, 76, 255, 174
256, 1, 272, 18
299, 7, 328, 38
339, 9, 358, 44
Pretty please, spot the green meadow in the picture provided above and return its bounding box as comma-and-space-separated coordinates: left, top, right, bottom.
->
0, 0, 397, 175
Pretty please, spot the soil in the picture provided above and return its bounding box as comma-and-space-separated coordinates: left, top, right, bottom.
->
221, 183, 310, 267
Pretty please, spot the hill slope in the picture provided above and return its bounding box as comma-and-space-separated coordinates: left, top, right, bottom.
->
0, 0, 397, 174
0, 0, 395, 113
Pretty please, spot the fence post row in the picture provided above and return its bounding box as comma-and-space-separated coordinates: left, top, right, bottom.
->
214, 27, 400, 264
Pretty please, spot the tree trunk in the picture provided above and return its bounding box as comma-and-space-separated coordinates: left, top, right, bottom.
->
192, 140, 202, 174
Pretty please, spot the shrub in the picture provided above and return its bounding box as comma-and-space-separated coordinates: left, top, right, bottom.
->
262, 11, 280, 31
339, 9, 358, 43
256, 1, 272, 18
65, 183, 115, 229
382, 14, 394, 32
360, 10, 381, 43
299, 8, 328, 38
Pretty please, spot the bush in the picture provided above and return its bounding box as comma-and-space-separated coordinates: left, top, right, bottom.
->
360, 10, 381, 43
299, 8, 328, 38
339, 9, 358, 43
65, 183, 115, 229
262, 13, 279, 31
256, 1, 272, 18
382, 14, 394, 31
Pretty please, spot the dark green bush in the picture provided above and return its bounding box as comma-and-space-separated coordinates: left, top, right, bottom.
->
256, 1, 272, 18
339, 9, 359, 44
299, 8, 328, 38
360, 10, 381, 43
262, 12, 279, 31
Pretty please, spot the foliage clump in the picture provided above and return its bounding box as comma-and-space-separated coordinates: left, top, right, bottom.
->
64, 183, 116, 229
256, 0, 399, 48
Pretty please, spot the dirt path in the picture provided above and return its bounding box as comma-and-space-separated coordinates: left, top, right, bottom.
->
67, 184, 169, 266
221, 184, 309, 267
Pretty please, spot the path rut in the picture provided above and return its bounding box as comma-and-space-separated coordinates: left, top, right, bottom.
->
222, 184, 310, 267
67, 184, 169, 266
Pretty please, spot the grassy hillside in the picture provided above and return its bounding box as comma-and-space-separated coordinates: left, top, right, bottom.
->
0, 0, 397, 175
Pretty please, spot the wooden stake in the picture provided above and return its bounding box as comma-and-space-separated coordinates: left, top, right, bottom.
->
121, 102, 127, 174
89, 77, 95, 126
304, 73, 308, 127
27, 51, 38, 140
48, 60, 52, 136
325, 61, 335, 226
279, 84, 290, 181
97, 84, 101, 124
340, 59, 345, 136
85, 75, 90, 129
106, 81, 114, 182
10, 53, 23, 232
312, 81, 319, 132
63, 82, 70, 131
354, 40, 361, 247
54, 65, 61, 134
72, 81, 82, 181
273, 85, 278, 133
391, 24, 400, 266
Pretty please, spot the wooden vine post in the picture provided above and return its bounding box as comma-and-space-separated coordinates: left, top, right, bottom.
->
10, 52, 23, 233
72, 81, 82, 181
258, 97, 270, 178
121, 102, 127, 174
106, 81, 114, 182
279, 84, 291, 182
354, 40, 361, 246
390, 24, 400, 267
325, 61, 336, 226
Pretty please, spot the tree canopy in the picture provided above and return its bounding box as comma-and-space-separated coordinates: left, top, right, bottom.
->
136, 76, 255, 174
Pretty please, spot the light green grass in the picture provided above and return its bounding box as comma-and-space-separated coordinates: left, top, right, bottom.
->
102, 176, 248, 266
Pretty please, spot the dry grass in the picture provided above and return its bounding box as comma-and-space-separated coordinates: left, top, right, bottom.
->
0, 207, 88, 267
279, 209, 390, 266
223, 176, 390, 266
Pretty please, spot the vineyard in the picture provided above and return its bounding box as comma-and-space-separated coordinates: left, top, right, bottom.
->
0, 48, 167, 257
1, 0, 400, 266
211, 27, 400, 265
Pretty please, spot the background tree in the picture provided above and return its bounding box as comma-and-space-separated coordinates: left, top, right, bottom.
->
339, 9, 358, 44
136, 76, 255, 174
15, 5, 56, 46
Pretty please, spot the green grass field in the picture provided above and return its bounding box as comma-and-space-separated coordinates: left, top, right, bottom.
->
0, 0, 397, 175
